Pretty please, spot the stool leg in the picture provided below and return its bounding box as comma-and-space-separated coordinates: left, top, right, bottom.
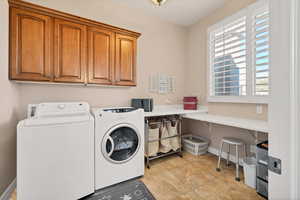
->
244, 144, 247, 158
235, 145, 240, 181
216, 141, 224, 172
227, 144, 230, 166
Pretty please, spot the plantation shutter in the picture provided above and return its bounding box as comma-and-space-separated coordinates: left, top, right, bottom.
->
253, 9, 270, 96
209, 17, 247, 96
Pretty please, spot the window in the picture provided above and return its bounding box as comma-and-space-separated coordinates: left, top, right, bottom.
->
208, 1, 269, 103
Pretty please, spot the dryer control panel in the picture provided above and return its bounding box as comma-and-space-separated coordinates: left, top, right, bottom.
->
103, 108, 137, 113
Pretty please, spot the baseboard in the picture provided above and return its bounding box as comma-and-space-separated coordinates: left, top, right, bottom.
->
0, 179, 16, 200
208, 147, 244, 166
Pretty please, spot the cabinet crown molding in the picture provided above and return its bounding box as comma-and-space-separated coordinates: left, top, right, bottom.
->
8, 0, 141, 38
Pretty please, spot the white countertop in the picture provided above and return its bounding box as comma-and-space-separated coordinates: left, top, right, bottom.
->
183, 113, 269, 133
144, 105, 208, 117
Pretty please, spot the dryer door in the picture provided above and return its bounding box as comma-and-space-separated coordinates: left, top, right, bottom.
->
102, 124, 140, 164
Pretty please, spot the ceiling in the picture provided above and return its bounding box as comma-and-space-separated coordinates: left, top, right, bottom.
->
111, 0, 227, 26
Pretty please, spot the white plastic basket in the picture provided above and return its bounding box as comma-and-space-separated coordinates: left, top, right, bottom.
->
182, 134, 210, 156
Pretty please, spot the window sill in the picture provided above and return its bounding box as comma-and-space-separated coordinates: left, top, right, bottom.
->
207, 96, 269, 104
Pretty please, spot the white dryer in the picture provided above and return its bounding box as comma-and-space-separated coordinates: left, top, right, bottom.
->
17, 102, 94, 200
93, 107, 144, 190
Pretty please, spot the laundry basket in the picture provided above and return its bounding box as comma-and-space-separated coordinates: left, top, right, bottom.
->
182, 135, 210, 155
166, 120, 180, 151
146, 123, 160, 157
159, 122, 172, 153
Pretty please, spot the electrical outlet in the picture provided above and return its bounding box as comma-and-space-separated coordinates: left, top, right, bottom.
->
256, 104, 263, 114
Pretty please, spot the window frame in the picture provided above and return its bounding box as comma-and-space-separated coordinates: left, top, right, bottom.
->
207, 0, 269, 104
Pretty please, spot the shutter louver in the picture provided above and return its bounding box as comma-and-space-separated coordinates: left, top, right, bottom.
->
210, 17, 247, 96
253, 10, 270, 96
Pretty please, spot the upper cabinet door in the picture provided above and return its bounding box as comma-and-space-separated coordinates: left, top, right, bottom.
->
10, 8, 52, 81
54, 19, 87, 83
87, 27, 114, 85
115, 34, 137, 86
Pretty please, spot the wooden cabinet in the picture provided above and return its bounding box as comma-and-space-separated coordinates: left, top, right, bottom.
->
54, 19, 87, 83
115, 34, 137, 86
87, 27, 114, 85
9, 0, 140, 86
10, 8, 52, 81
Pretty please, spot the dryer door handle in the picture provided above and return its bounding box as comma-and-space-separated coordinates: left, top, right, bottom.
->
107, 136, 115, 157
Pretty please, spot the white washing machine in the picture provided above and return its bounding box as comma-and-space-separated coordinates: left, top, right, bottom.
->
17, 102, 94, 200
93, 107, 144, 190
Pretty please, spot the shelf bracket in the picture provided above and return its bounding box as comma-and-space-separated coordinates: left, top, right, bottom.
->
248, 130, 259, 144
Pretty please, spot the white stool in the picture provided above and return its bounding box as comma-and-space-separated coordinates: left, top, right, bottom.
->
216, 137, 247, 181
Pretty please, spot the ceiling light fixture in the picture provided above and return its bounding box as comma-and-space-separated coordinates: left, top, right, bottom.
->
151, 0, 168, 6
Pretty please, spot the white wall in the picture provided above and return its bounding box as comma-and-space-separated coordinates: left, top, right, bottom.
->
18, 0, 188, 119
268, 0, 293, 198
296, 0, 300, 196
290, 0, 300, 198
0, 0, 20, 195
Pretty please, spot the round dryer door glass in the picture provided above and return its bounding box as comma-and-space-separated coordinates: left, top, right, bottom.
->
102, 125, 140, 164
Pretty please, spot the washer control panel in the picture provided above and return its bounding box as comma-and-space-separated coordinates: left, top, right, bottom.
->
33, 102, 90, 117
